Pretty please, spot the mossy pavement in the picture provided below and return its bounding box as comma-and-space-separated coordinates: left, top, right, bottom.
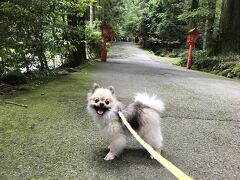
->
0, 66, 108, 179
0, 65, 166, 180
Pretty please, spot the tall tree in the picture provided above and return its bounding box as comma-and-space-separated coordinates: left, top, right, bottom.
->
218, 0, 240, 53
203, 0, 216, 52
189, 0, 199, 29
66, 1, 87, 67
89, 3, 94, 28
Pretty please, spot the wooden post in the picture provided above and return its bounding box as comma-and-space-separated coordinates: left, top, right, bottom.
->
101, 37, 107, 62
187, 43, 194, 69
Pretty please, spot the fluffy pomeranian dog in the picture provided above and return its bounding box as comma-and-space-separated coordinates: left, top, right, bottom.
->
87, 83, 165, 161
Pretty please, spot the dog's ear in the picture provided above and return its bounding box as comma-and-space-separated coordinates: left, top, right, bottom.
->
91, 83, 100, 94
87, 83, 100, 100
108, 86, 115, 95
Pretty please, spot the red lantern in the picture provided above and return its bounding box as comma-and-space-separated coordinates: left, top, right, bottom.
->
185, 28, 201, 44
185, 28, 201, 69
100, 23, 111, 38
110, 31, 115, 46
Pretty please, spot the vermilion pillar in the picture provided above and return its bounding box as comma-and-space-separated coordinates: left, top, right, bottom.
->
100, 23, 111, 62
187, 43, 194, 69
101, 37, 107, 62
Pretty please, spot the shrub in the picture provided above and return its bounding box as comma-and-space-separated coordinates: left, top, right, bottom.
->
168, 49, 180, 58
220, 69, 231, 77
155, 49, 167, 56
179, 50, 240, 78
232, 62, 240, 78
179, 50, 189, 66
220, 53, 240, 62
145, 38, 161, 52
179, 50, 220, 70
145, 38, 181, 54
1, 70, 26, 85
86, 23, 102, 59
153, 48, 180, 57
218, 62, 236, 71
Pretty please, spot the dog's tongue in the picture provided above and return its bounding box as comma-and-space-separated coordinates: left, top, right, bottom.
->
97, 109, 104, 115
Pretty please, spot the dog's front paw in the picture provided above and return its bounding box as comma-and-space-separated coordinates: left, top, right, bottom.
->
104, 152, 115, 161
150, 149, 162, 159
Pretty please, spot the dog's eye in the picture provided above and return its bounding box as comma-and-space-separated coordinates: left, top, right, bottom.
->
95, 99, 99, 103
105, 100, 109, 105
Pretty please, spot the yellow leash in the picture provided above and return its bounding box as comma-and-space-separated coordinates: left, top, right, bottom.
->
118, 111, 193, 180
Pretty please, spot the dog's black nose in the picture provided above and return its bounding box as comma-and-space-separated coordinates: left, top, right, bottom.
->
100, 103, 104, 107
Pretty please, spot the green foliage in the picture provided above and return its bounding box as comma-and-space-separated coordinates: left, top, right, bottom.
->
1, 70, 27, 85
233, 63, 240, 75
97, 0, 126, 37
30, 69, 57, 79
179, 50, 240, 78
85, 22, 102, 59
1, 0, 239, 81
218, 55, 240, 78
166, 57, 181, 65
151, 2, 186, 42
121, 0, 142, 36
0, 0, 92, 79
179, 50, 220, 70
123, 0, 186, 51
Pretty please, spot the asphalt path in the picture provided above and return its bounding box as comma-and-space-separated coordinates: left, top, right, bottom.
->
88, 42, 240, 180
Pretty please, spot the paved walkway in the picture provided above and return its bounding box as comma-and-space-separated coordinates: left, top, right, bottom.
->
89, 42, 240, 179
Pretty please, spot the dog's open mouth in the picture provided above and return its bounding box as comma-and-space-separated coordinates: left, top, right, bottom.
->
93, 106, 109, 115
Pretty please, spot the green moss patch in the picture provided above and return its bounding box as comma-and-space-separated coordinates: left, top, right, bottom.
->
165, 57, 181, 66
0, 65, 103, 179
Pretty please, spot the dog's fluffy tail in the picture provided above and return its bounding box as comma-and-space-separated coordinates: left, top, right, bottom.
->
134, 93, 165, 113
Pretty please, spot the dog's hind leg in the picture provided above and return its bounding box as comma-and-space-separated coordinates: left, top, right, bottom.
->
142, 128, 163, 159
138, 109, 163, 159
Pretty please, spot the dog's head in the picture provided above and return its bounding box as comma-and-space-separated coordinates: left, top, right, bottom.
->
87, 83, 117, 116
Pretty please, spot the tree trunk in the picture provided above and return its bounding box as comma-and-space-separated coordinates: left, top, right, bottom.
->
38, 33, 49, 70
218, 0, 240, 53
39, 44, 45, 71
97, 0, 102, 21
0, 58, 4, 75
189, 0, 199, 29
90, 3, 93, 28
79, 13, 87, 61
21, 52, 30, 73
203, 0, 216, 52
25, 62, 30, 73
67, 9, 86, 67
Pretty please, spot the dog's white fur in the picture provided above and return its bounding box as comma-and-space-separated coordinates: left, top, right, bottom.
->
87, 84, 164, 161
134, 93, 165, 113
